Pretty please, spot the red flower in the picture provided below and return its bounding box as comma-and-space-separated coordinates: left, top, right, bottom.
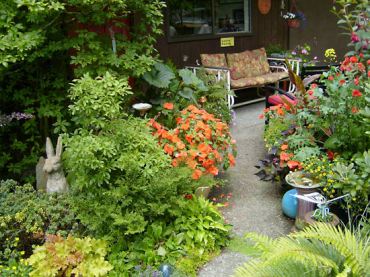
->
350, 56, 358, 63
310, 83, 318, 89
327, 150, 335, 161
368, 71, 370, 77
354, 77, 360, 86
328, 75, 334, 81
184, 194, 193, 200
163, 102, 174, 110
307, 90, 314, 96
258, 113, 264, 119
351, 107, 359, 114
352, 89, 362, 97
339, 79, 346, 85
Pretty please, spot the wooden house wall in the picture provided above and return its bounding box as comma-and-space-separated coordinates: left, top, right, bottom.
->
156, 0, 289, 67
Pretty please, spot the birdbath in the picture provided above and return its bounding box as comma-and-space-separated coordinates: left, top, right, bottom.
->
285, 171, 322, 230
132, 103, 152, 116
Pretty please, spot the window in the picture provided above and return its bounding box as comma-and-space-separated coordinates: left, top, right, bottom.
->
168, 0, 251, 39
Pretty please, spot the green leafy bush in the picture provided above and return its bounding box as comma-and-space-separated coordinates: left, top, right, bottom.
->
26, 235, 112, 277
0, 0, 165, 182
108, 197, 230, 276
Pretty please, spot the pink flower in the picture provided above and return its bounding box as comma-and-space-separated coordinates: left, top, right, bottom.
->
351, 32, 360, 43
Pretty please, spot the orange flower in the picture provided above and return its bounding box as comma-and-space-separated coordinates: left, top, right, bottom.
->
351, 106, 359, 113
176, 141, 185, 150
216, 122, 224, 131
186, 158, 198, 169
192, 169, 203, 180
198, 143, 211, 154
277, 108, 285, 116
202, 113, 214, 121
181, 121, 190, 130
185, 134, 193, 144
164, 144, 174, 156
287, 160, 301, 170
280, 144, 288, 151
163, 102, 174, 110
228, 153, 235, 166
207, 166, 219, 175
280, 151, 293, 161
258, 114, 264, 119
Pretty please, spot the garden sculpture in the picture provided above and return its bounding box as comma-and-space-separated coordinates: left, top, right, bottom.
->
43, 136, 69, 193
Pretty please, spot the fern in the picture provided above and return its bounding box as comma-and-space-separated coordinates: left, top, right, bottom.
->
233, 223, 370, 277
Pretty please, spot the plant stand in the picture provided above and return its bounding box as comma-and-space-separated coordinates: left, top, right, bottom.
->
294, 187, 319, 230
285, 171, 321, 231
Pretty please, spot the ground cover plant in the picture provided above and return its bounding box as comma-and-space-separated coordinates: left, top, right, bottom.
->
0, 0, 234, 276
259, 0, 370, 218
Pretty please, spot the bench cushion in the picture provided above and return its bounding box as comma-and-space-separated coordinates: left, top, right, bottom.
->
227, 48, 270, 80
230, 71, 288, 89
200, 53, 228, 68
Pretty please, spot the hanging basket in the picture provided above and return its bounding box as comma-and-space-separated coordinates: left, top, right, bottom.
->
287, 19, 300, 28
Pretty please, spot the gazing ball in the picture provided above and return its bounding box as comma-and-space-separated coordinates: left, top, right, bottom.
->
282, 189, 298, 218
159, 264, 173, 277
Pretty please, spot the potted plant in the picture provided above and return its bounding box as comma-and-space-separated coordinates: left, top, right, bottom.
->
304, 205, 340, 227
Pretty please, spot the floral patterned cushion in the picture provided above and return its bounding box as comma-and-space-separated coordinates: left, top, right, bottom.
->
200, 53, 228, 68
226, 48, 271, 80
230, 71, 288, 89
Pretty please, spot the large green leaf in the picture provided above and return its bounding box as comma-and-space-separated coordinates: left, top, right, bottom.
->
143, 62, 175, 88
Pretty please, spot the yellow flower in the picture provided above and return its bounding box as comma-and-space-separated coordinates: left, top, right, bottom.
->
330, 194, 334, 198
12, 266, 16, 270
331, 189, 335, 193
15, 237, 19, 241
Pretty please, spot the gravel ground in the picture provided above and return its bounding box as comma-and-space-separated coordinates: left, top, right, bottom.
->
197, 102, 293, 277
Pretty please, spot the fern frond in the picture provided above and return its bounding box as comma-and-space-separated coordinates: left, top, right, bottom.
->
243, 232, 276, 255
293, 223, 369, 276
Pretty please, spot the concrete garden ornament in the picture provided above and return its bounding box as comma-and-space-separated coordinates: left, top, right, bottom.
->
43, 136, 69, 193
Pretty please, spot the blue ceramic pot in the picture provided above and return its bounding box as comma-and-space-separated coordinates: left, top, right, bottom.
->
282, 189, 298, 218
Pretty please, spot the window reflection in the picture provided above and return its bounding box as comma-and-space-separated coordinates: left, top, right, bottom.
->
168, 0, 251, 38
215, 0, 250, 33
169, 0, 213, 37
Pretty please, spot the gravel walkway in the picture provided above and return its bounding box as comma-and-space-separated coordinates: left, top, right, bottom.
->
198, 102, 293, 277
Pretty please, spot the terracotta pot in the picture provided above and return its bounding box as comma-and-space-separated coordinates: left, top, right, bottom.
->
303, 211, 340, 227
287, 19, 300, 28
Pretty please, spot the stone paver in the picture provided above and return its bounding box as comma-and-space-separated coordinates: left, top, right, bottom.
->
198, 102, 293, 277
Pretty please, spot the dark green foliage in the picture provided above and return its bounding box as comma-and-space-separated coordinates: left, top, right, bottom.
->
0, 0, 165, 182
0, 179, 84, 262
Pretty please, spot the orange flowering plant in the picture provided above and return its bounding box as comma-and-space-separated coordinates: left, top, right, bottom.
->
149, 105, 236, 180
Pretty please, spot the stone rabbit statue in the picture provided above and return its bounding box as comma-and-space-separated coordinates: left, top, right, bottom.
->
43, 136, 69, 193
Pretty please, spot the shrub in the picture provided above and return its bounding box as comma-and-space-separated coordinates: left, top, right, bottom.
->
26, 235, 112, 277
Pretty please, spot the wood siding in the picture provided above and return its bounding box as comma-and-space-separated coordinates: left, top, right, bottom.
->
156, 0, 289, 67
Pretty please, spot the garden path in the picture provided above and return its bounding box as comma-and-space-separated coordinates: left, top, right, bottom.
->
198, 102, 293, 277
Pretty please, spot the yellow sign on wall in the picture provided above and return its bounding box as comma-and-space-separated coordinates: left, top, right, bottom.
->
220, 37, 235, 47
